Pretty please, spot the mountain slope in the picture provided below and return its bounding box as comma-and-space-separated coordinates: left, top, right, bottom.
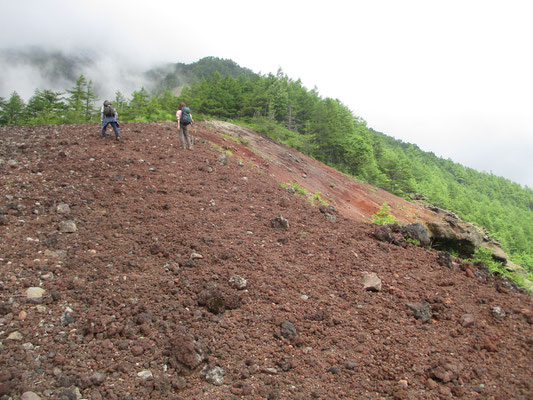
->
0, 48, 254, 99
0, 122, 531, 399
145, 56, 257, 94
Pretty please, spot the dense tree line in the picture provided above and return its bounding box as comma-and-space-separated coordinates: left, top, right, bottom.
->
1, 60, 532, 274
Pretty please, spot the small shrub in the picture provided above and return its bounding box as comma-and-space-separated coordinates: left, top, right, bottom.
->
468, 247, 503, 274
281, 181, 308, 196
405, 236, 421, 246
312, 192, 329, 206
467, 247, 531, 290
371, 203, 397, 225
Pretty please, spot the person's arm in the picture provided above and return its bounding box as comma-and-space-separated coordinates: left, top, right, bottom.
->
176, 110, 181, 128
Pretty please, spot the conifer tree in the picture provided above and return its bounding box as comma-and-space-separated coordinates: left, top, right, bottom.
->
84, 79, 98, 121
26, 89, 66, 124
66, 75, 88, 120
1, 92, 26, 125
114, 90, 127, 113
66, 75, 97, 122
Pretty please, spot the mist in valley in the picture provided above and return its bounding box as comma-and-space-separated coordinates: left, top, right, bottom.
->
0, 46, 172, 102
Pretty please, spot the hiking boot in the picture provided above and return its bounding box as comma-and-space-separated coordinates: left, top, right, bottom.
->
116, 136, 120, 141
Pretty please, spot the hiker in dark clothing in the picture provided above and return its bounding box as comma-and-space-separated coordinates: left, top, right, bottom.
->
101, 100, 120, 140
176, 102, 194, 149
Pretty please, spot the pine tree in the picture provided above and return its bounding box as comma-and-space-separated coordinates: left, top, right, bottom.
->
1, 92, 26, 125
126, 88, 150, 121
66, 75, 88, 121
0, 96, 7, 125
26, 89, 66, 124
84, 79, 98, 121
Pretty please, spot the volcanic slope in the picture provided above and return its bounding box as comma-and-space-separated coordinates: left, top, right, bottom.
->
0, 122, 531, 400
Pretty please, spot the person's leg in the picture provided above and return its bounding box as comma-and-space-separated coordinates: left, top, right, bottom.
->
111, 122, 120, 139
102, 122, 107, 137
178, 126, 186, 148
183, 125, 192, 149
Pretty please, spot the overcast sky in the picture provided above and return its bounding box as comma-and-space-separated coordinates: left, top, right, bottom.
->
1, 0, 532, 188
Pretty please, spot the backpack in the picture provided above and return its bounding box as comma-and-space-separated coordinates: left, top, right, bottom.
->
104, 104, 115, 118
180, 107, 192, 125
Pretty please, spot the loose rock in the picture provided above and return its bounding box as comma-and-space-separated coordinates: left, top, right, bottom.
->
271, 216, 289, 231
201, 365, 225, 386
229, 275, 247, 290
362, 272, 382, 292
58, 220, 77, 233
26, 287, 46, 303
21, 392, 41, 400
56, 203, 71, 214
280, 320, 297, 338
461, 313, 476, 328
406, 301, 432, 322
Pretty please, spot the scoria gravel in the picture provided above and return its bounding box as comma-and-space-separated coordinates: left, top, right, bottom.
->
0, 122, 531, 400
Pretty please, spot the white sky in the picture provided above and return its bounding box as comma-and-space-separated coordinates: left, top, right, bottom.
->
1, 0, 532, 188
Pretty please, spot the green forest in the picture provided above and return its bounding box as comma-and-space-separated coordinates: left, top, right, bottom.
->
1, 57, 532, 276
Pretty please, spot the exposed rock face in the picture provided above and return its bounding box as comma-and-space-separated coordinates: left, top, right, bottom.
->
426, 219, 483, 257
401, 223, 431, 247
483, 240, 507, 262
420, 204, 510, 264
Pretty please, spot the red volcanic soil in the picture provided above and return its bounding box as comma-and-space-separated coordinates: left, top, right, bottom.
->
0, 121, 531, 400
201, 121, 439, 225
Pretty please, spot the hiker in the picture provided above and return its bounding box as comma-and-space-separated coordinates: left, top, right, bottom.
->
101, 100, 120, 141
176, 102, 194, 149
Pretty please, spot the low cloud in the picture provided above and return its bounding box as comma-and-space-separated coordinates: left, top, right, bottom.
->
0, 46, 154, 101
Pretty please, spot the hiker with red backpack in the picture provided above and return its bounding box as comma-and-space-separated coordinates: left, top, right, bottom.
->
101, 100, 120, 141
176, 102, 194, 150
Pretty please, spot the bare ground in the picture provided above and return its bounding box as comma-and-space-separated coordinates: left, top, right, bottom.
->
0, 121, 531, 400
